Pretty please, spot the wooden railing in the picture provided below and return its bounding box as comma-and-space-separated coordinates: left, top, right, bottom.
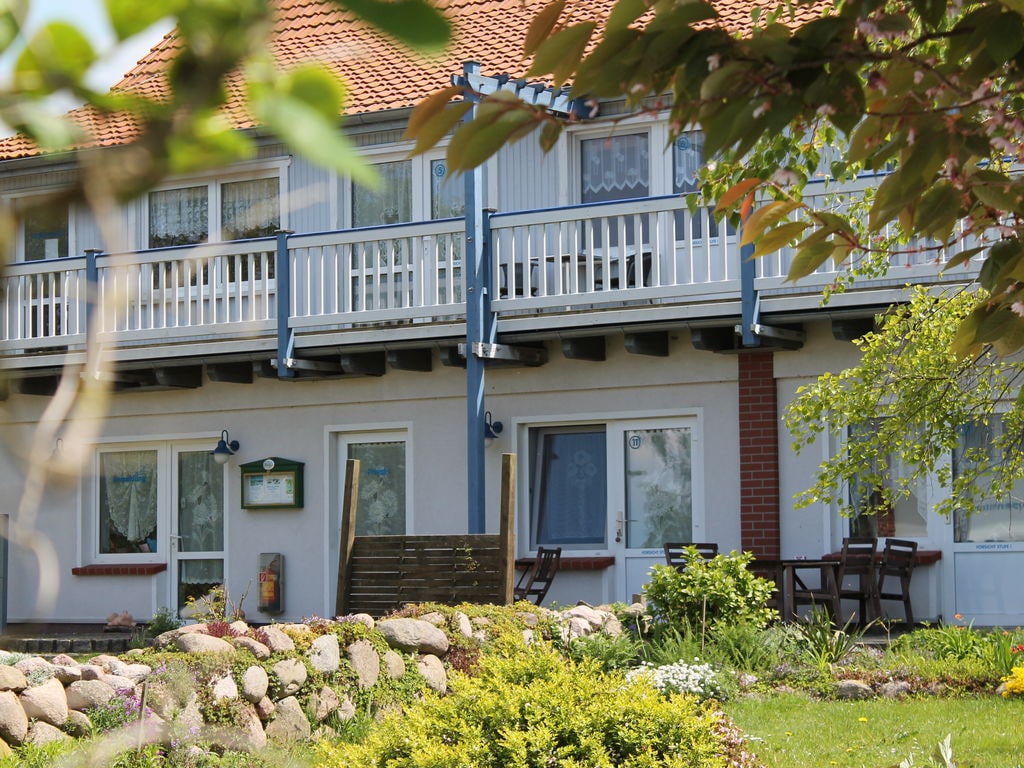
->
0, 186, 985, 360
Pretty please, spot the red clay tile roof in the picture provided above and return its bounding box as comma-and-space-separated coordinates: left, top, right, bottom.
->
0, 0, 827, 161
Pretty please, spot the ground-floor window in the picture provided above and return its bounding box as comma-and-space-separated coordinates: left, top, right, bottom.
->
530, 427, 607, 549
339, 433, 409, 536
953, 417, 1024, 542
847, 422, 928, 538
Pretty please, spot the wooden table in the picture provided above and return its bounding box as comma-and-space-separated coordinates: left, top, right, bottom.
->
753, 558, 841, 622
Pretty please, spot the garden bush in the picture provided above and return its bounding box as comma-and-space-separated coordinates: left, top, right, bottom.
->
321, 638, 764, 768
643, 550, 776, 637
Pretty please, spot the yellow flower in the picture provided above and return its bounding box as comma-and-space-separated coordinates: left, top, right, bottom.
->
785, 732, 793, 737
858, 717, 868, 722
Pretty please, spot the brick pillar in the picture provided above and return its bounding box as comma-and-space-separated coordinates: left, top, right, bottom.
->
739, 352, 780, 558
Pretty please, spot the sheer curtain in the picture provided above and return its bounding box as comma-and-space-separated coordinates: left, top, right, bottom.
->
532, 430, 607, 548
352, 161, 412, 227
954, 419, 1024, 542
581, 134, 650, 203
221, 178, 280, 240
349, 441, 406, 535
100, 451, 159, 552
149, 186, 208, 248
177, 451, 224, 585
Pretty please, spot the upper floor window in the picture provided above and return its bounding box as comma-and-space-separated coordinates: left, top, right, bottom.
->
148, 176, 280, 249
349, 155, 464, 228
10, 194, 72, 261
580, 133, 650, 204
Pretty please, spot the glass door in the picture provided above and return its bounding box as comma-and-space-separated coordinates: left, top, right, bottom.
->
610, 420, 702, 601
171, 448, 226, 616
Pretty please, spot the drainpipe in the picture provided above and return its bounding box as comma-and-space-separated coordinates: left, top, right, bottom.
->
459, 61, 496, 534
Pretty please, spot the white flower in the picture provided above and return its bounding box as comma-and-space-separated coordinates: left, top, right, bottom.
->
707, 53, 721, 71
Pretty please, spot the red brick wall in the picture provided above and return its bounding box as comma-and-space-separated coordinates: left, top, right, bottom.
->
738, 352, 780, 558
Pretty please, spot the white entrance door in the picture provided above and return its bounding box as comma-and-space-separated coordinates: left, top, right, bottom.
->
610, 420, 702, 601
171, 447, 226, 616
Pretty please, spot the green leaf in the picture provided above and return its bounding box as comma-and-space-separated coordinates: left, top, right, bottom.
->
979, 238, 1024, 291
942, 246, 985, 272
281, 65, 346, 122
539, 121, 562, 153
0, 0, 26, 53
448, 108, 537, 172
950, 307, 984, 359
406, 100, 472, 157
987, 11, 1024, 64
334, 0, 450, 53
741, 200, 801, 246
976, 306, 1018, 343
14, 21, 97, 93
104, 0, 179, 41
528, 22, 596, 85
524, 0, 565, 54
251, 92, 376, 186
972, 170, 1022, 212
752, 220, 811, 258
607, 0, 648, 31
787, 239, 838, 281
405, 86, 463, 138
914, 182, 960, 244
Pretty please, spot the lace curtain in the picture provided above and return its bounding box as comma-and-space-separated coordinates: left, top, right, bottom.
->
100, 451, 159, 552
533, 430, 606, 547
149, 186, 208, 248
431, 160, 465, 219
177, 451, 224, 584
222, 178, 280, 240
581, 134, 650, 202
353, 160, 412, 227
672, 132, 706, 193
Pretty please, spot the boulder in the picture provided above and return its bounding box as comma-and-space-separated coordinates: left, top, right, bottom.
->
66, 680, 115, 711
350, 614, 375, 629
211, 674, 238, 702
271, 659, 307, 697
455, 612, 474, 638
19, 677, 68, 727
230, 636, 272, 660
100, 674, 138, 694
311, 686, 340, 721
240, 666, 269, 704
254, 696, 275, 722
264, 696, 311, 742
880, 680, 913, 700
419, 611, 446, 626
208, 702, 266, 753
309, 634, 341, 675
52, 666, 83, 685
383, 650, 406, 679
175, 633, 235, 654
346, 639, 380, 689
417, 654, 447, 694
260, 626, 296, 653
377, 618, 449, 656
0, 690, 28, 745
64, 709, 92, 738
25, 721, 70, 746
0, 667, 27, 693
836, 679, 873, 700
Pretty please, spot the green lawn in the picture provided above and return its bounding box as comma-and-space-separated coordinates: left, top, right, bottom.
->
724, 694, 1024, 768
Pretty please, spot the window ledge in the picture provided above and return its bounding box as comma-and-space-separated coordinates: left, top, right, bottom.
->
72, 563, 167, 576
516, 556, 615, 571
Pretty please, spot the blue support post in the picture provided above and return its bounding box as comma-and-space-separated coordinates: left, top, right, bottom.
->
739, 239, 760, 348
459, 61, 496, 534
84, 249, 100, 333
275, 230, 296, 379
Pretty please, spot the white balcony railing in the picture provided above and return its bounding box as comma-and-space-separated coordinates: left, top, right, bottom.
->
0, 188, 985, 358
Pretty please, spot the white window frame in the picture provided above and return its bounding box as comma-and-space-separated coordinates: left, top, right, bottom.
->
5, 189, 77, 263
144, 160, 289, 250
333, 427, 414, 535
342, 146, 458, 229
568, 118, 673, 205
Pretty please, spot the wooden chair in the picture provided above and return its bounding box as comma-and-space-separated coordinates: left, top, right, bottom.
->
663, 542, 719, 570
514, 546, 562, 605
877, 538, 918, 624
836, 536, 880, 624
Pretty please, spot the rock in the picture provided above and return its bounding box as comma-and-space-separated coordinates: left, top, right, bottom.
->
471, 616, 493, 627
880, 680, 913, 699
517, 612, 539, 628
264, 696, 311, 742
78, 665, 103, 681
346, 639, 380, 689
0, 667, 27, 692
65, 680, 115, 711
260, 626, 296, 653
419, 611, 446, 626
272, 659, 307, 697
336, 695, 356, 721
0, 737, 11, 757
563, 617, 593, 640
52, 666, 82, 685
49, 654, 77, 667
64, 709, 92, 738
108, 659, 152, 682
836, 679, 873, 700
311, 686, 340, 721
0, 690, 29, 745
254, 696, 275, 722
417, 654, 447, 694
350, 614, 375, 629
383, 650, 406, 679
309, 634, 341, 675
89, 654, 122, 671
454, 612, 474, 638
101, 674, 138, 693
209, 702, 266, 753
229, 621, 250, 636
25, 721, 70, 746
377, 618, 449, 656
175, 633, 235, 654
230, 636, 272, 660
564, 604, 606, 628
19, 677, 68, 727
241, 666, 269, 704
211, 674, 238, 702
14, 658, 53, 678
152, 625, 203, 649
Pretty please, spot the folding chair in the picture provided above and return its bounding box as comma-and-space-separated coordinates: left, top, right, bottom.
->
663, 542, 719, 570
877, 538, 918, 624
837, 536, 880, 624
514, 546, 562, 605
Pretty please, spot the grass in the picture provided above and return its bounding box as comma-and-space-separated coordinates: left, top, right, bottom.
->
724, 693, 1024, 767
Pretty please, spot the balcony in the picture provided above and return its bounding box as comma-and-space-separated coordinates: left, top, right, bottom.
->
0, 183, 982, 376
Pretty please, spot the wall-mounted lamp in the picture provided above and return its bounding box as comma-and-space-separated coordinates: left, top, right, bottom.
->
211, 430, 240, 465
484, 411, 503, 441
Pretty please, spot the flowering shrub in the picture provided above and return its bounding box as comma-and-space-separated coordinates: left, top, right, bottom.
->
1001, 666, 1024, 697
627, 658, 729, 702
86, 690, 153, 734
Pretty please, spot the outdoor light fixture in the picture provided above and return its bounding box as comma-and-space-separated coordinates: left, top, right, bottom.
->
484, 411, 503, 441
211, 430, 240, 464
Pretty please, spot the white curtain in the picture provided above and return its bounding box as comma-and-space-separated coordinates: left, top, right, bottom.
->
177, 451, 224, 584
581, 133, 650, 201
149, 186, 208, 248
221, 178, 280, 240
353, 160, 412, 227
431, 159, 465, 219
673, 132, 706, 193
100, 451, 159, 551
